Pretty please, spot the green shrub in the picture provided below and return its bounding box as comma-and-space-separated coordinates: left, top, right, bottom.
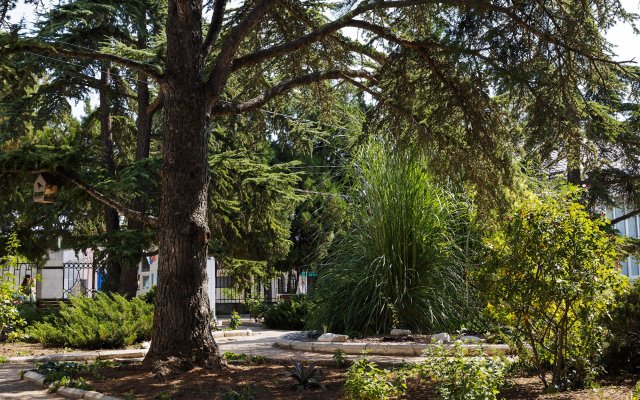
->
421, 342, 509, 400
36, 361, 90, 391
263, 294, 309, 330
222, 352, 265, 364
482, 187, 625, 390
244, 298, 267, 322
308, 142, 480, 336
0, 273, 24, 340
602, 279, 640, 373
140, 285, 156, 304
26, 292, 153, 349
344, 358, 417, 400
0, 234, 26, 340
333, 348, 347, 368
229, 310, 242, 330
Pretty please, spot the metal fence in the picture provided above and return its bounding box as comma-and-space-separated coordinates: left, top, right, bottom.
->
0, 261, 97, 303
215, 269, 315, 305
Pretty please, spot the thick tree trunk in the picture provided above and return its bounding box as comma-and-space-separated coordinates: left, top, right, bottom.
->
143, 0, 221, 372
98, 65, 123, 294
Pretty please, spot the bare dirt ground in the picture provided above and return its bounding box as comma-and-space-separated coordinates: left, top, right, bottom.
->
79, 362, 638, 400
0, 342, 69, 358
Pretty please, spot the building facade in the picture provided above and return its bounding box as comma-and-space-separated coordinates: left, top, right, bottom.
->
608, 208, 639, 280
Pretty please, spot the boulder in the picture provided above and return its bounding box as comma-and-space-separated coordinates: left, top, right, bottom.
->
332, 334, 349, 342
317, 333, 349, 342
390, 329, 411, 336
460, 335, 483, 343
317, 333, 335, 342
431, 332, 451, 343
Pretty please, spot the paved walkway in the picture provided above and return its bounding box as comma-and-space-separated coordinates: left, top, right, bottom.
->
0, 325, 424, 399
0, 364, 65, 400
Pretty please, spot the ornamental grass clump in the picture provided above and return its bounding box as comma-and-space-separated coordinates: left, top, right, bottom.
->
309, 142, 479, 335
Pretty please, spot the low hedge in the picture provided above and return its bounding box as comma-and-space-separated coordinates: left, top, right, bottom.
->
26, 292, 153, 349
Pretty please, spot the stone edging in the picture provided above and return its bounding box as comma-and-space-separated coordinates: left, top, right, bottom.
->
275, 336, 513, 356
6, 349, 148, 364
212, 329, 252, 338
23, 371, 121, 400
5, 329, 252, 364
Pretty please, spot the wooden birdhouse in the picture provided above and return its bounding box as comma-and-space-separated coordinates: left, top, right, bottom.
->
33, 173, 61, 204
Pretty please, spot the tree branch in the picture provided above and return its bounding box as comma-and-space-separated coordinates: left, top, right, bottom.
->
147, 92, 164, 117
3, 38, 164, 80
230, 0, 450, 73
55, 168, 159, 229
210, 70, 373, 115
203, 0, 228, 57
205, 0, 279, 109
611, 209, 640, 225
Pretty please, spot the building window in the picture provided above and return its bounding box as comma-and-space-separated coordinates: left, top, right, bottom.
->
142, 275, 150, 289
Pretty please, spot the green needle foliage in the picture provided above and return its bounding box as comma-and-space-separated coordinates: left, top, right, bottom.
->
26, 292, 153, 349
309, 141, 479, 336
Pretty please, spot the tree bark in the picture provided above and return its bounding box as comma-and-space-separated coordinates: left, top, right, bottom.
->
98, 65, 123, 294
143, 0, 221, 372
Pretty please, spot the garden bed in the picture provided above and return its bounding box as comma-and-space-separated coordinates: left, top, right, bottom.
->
0, 342, 71, 358
0, 341, 147, 361
66, 363, 638, 399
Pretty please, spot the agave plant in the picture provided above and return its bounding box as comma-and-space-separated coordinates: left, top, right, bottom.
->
288, 359, 324, 390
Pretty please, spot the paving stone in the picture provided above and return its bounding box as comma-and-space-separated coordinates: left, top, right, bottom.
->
390, 329, 411, 336
431, 332, 451, 342
23, 371, 46, 385
383, 343, 416, 356
83, 390, 122, 400
275, 337, 292, 348
56, 386, 85, 399
311, 342, 340, 352
289, 341, 313, 351
339, 343, 368, 354
224, 329, 252, 337
364, 343, 387, 354
96, 350, 146, 360
50, 353, 97, 362
460, 335, 483, 343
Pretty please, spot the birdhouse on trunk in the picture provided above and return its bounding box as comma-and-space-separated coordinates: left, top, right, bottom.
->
33, 173, 61, 204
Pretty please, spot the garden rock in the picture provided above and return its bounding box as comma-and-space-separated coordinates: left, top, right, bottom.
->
390, 329, 411, 336
460, 335, 483, 343
431, 333, 451, 342
141, 341, 151, 349
317, 333, 349, 342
